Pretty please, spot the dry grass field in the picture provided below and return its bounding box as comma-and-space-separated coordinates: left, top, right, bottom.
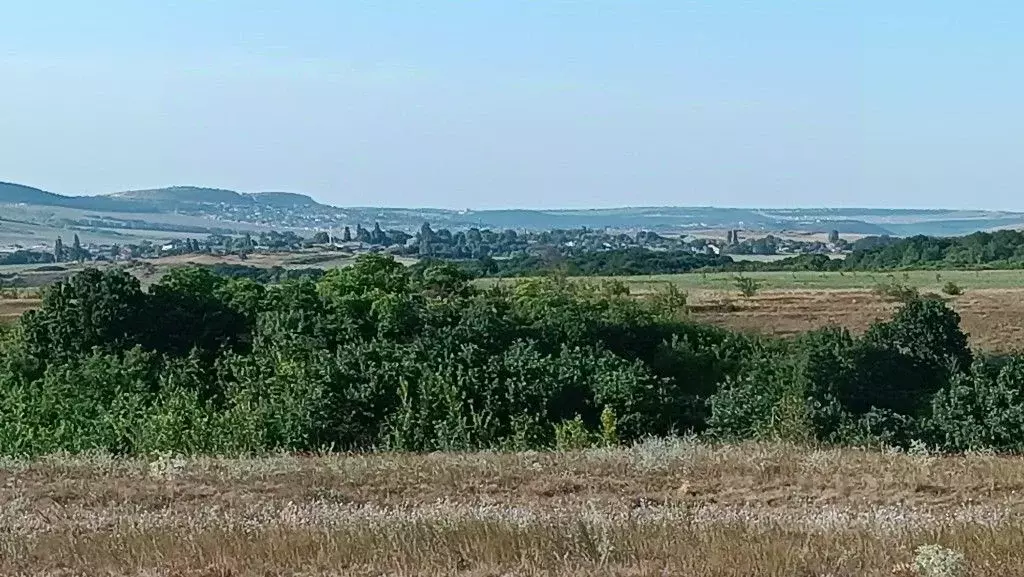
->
0, 441, 1022, 576
0, 297, 40, 326
688, 288, 1024, 353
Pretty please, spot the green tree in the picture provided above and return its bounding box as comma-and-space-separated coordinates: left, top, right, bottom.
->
147, 267, 251, 357
865, 298, 971, 374
371, 222, 385, 244
72, 234, 83, 262
418, 222, 435, 257
355, 224, 371, 243
54, 237, 65, 262
20, 268, 149, 363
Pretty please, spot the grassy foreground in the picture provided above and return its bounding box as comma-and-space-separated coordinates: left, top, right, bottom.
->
3, 441, 1023, 576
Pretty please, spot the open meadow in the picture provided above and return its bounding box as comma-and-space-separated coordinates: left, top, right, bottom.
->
518, 269, 1024, 293
0, 442, 1019, 576
479, 269, 1024, 352
684, 288, 1024, 353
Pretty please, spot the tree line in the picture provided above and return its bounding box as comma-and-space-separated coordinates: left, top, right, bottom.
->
0, 255, 1022, 456
414, 249, 735, 278
417, 229, 1024, 278
844, 230, 1024, 269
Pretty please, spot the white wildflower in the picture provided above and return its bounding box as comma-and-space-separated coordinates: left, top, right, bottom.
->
913, 544, 966, 577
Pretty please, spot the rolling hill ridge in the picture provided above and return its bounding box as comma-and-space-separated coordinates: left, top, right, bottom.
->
4, 181, 1024, 241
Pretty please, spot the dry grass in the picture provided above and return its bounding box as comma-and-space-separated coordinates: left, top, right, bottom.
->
0, 298, 39, 325
688, 288, 1024, 352
2, 441, 1024, 576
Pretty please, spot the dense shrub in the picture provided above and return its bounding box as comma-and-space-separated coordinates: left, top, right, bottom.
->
0, 256, 1023, 456
708, 302, 976, 446
708, 328, 851, 443
942, 281, 964, 296
873, 279, 920, 303
930, 358, 1024, 452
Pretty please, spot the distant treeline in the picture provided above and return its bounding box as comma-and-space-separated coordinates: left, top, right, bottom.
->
419, 230, 1024, 278
416, 249, 735, 278
413, 251, 842, 278
844, 230, 1024, 269
0, 250, 56, 266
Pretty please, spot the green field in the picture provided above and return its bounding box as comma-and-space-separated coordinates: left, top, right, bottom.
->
480, 269, 1024, 292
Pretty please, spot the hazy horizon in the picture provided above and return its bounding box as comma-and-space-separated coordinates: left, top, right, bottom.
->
6, 179, 1019, 214
3, 2, 1022, 211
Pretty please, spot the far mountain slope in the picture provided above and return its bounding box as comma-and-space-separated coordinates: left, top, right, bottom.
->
110, 186, 249, 205
5, 180, 1024, 239
0, 182, 73, 206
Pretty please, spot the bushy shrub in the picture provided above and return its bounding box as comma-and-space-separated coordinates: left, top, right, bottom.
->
873, 279, 920, 303
842, 407, 924, 448
929, 358, 1024, 452
554, 416, 599, 451
708, 328, 852, 443
941, 281, 963, 296
733, 275, 762, 298
0, 347, 160, 455
865, 298, 972, 375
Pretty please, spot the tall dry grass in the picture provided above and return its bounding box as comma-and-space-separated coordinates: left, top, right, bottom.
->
2, 440, 1023, 576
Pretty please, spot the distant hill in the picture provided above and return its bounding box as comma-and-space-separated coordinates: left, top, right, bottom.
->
108, 187, 324, 209
248, 192, 322, 208
0, 182, 73, 206
1, 183, 325, 214
5, 179, 1024, 240
0, 182, 150, 212
110, 186, 250, 205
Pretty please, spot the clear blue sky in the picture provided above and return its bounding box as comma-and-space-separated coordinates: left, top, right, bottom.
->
1, 1, 1021, 210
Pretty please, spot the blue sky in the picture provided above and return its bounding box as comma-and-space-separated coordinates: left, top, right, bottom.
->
1, 1, 1021, 209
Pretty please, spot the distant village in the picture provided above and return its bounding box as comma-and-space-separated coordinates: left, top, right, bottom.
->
0, 223, 852, 267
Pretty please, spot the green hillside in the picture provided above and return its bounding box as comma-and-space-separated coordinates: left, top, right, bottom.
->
0, 182, 72, 205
